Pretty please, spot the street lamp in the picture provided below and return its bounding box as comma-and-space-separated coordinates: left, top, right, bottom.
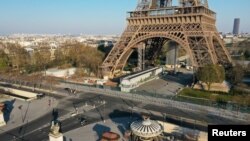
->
130, 106, 133, 119
18, 105, 24, 123
103, 100, 106, 123
163, 113, 167, 132
154, 89, 157, 98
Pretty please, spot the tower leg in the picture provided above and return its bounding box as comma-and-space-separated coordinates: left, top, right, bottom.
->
142, 44, 145, 70
137, 43, 146, 71
174, 44, 179, 74
137, 46, 142, 71
166, 42, 179, 72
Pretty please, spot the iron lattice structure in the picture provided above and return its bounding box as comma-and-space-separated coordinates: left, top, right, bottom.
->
101, 0, 232, 78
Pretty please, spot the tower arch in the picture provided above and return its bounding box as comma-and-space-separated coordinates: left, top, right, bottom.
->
101, 0, 232, 78
114, 33, 195, 73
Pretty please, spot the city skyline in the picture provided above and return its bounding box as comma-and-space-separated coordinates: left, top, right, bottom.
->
0, 0, 250, 35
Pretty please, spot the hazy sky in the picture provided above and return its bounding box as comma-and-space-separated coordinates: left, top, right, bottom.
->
0, 0, 249, 35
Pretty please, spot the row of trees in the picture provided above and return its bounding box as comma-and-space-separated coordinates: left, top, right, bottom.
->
231, 49, 250, 61
0, 42, 105, 77
197, 63, 250, 91
230, 39, 250, 60
54, 43, 104, 76
0, 50, 9, 71
0, 43, 30, 73
0, 43, 54, 74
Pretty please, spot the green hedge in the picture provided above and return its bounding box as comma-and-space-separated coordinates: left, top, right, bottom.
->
179, 88, 250, 106
179, 88, 212, 99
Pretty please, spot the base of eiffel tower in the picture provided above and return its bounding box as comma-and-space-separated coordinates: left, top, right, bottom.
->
101, 0, 232, 79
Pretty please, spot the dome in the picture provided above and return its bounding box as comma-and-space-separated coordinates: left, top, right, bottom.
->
130, 118, 163, 138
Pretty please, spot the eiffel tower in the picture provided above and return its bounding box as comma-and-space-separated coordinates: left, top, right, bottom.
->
101, 0, 232, 78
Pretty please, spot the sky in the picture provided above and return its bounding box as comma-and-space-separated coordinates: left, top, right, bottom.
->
0, 0, 249, 35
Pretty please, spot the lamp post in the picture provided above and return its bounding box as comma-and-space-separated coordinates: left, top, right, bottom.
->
130, 106, 134, 119
103, 100, 106, 123
18, 105, 24, 123
154, 89, 157, 98
163, 114, 167, 132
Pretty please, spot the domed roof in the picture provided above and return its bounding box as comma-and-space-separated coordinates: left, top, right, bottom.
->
130, 118, 163, 138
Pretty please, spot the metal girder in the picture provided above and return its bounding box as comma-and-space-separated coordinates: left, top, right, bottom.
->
101, 0, 232, 78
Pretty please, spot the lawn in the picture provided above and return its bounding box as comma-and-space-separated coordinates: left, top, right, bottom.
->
179, 88, 250, 107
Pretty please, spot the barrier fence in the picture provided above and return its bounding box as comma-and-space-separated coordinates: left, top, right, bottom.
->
0, 76, 250, 120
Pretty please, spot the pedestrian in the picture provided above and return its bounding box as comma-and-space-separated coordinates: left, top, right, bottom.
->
18, 105, 23, 110
49, 99, 51, 107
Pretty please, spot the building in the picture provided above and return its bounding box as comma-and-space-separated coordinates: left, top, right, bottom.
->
233, 18, 240, 35
45, 68, 76, 78
120, 67, 163, 92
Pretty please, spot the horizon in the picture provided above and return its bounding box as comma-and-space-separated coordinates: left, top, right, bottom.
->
0, 0, 250, 35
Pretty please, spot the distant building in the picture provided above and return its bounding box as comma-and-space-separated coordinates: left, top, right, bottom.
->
233, 18, 240, 35
24, 47, 35, 55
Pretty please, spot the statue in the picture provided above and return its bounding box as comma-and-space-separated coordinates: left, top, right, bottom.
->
49, 121, 63, 141
50, 121, 60, 135
0, 111, 6, 127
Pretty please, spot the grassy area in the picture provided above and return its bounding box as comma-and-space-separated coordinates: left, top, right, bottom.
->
179, 88, 250, 107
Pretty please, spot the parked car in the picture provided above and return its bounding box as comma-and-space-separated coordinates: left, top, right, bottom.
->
79, 117, 87, 126
37, 93, 45, 99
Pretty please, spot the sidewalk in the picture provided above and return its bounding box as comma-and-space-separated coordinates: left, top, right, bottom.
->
63, 117, 208, 141
0, 97, 58, 134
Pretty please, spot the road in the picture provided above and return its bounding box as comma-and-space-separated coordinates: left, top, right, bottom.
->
0, 79, 249, 141
0, 89, 248, 141
58, 81, 250, 121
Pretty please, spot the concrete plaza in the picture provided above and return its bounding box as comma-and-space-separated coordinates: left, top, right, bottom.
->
0, 96, 58, 134
64, 117, 208, 141
134, 70, 193, 96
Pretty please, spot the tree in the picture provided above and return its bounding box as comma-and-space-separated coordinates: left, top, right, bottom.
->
45, 76, 58, 91
229, 63, 244, 85
197, 64, 225, 90
247, 63, 250, 72
66, 43, 104, 76
7, 44, 30, 72
0, 50, 9, 72
32, 50, 51, 70
244, 50, 250, 60
52, 42, 105, 76
54, 48, 67, 66
97, 44, 113, 57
